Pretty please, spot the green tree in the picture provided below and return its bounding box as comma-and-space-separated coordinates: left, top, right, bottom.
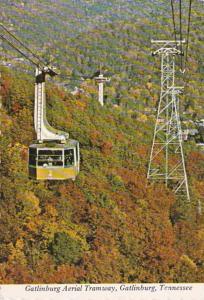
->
50, 232, 82, 265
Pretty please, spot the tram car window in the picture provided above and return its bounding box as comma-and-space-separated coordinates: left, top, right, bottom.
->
65, 149, 75, 167
37, 149, 63, 167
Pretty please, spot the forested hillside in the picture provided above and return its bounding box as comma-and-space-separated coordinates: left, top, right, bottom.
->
1, 0, 204, 116
0, 0, 204, 283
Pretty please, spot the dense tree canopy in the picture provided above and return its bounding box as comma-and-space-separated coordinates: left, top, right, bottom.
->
0, 0, 204, 283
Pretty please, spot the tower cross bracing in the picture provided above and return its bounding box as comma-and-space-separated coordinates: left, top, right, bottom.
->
147, 40, 190, 201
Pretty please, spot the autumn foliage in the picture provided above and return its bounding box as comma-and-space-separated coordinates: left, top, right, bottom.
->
0, 68, 204, 284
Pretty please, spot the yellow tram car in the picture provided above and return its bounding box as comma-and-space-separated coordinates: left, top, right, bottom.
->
29, 140, 80, 180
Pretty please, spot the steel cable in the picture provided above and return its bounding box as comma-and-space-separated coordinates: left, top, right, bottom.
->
184, 0, 193, 70
0, 34, 38, 67
170, 0, 178, 43
179, 0, 184, 72
0, 23, 46, 67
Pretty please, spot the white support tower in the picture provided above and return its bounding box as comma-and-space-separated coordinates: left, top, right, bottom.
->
147, 40, 190, 201
94, 73, 110, 106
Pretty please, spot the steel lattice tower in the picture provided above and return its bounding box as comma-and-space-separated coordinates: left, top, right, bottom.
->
147, 40, 190, 201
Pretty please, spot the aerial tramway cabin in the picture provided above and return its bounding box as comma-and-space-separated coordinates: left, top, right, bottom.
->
28, 67, 80, 180
29, 140, 80, 180
0, 23, 80, 180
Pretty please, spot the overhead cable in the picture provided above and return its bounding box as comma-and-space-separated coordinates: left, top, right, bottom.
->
170, 0, 178, 43
179, 0, 184, 72
0, 23, 46, 67
184, 0, 193, 70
